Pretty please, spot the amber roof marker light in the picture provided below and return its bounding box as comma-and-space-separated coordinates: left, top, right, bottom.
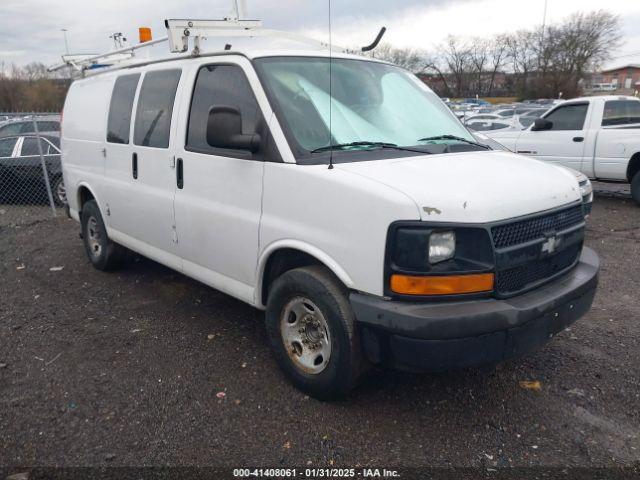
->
139, 27, 152, 43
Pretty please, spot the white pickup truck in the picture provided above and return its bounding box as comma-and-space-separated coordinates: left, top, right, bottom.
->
488, 96, 640, 204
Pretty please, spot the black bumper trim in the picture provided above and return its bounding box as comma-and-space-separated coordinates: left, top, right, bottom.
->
350, 247, 599, 371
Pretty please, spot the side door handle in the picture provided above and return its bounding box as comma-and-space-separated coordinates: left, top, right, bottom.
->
573, 137, 584, 143
176, 158, 184, 189
132, 152, 138, 179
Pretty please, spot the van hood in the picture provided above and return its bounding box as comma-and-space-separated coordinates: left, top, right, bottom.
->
336, 150, 581, 223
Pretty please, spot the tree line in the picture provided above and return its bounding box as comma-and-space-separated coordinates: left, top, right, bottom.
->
0, 9, 622, 111
0, 62, 69, 112
371, 10, 622, 99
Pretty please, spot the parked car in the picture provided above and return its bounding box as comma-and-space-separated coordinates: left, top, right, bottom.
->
0, 133, 66, 206
466, 120, 516, 132
461, 98, 490, 106
61, 25, 599, 399
487, 96, 640, 204
465, 114, 501, 122
0, 116, 61, 138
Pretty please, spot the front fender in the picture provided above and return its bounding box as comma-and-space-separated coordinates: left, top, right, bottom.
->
255, 239, 355, 308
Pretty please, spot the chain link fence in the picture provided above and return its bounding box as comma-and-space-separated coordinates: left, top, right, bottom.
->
0, 114, 64, 227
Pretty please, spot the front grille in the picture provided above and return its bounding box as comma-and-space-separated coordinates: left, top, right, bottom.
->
491, 205, 584, 249
495, 244, 581, 295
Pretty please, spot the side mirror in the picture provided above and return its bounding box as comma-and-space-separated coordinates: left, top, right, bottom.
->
531, 118, 553, 131
206, 106, 261, 153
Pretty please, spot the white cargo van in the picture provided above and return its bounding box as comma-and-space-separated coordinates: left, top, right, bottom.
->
60, 20, 599, 399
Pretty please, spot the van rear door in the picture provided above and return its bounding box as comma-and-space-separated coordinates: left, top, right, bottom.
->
104, 68, 183, 269
104, 73, 140, 232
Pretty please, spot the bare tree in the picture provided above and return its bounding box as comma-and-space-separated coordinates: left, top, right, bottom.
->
469, 38, 490, 96
369, 43, 429, 73
553, 10, 621, 96
505, 30, 538, 97
439, 36, 473, 97
487, 35, 509, 96
418, 9, 621, 99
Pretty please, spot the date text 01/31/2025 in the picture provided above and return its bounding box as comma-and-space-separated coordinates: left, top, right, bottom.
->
232, 468, 401, 478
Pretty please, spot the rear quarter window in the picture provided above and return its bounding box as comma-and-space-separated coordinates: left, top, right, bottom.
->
107, 74, 141, 144
602, 100, 640, 126
134, 69, 181, 148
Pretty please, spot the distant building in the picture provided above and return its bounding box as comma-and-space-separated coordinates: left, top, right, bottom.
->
588, 64, 640, 95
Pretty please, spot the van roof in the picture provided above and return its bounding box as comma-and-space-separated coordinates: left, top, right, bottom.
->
91, 48, 382, 76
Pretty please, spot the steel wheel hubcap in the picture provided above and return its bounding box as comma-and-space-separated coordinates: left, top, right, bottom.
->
280, 297, 331, 375
56, 180, 67, 204
87, 216, 102, 258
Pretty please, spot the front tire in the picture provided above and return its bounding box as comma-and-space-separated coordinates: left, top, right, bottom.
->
265, 266, 368, 400
80, 200, 126, 271
631, 171, 640, 206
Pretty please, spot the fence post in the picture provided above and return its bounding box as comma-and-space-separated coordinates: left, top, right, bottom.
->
33, 118, 57, 217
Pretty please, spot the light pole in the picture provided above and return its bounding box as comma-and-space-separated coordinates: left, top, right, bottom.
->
541, 0, 548, 43
61, 29, 69, 54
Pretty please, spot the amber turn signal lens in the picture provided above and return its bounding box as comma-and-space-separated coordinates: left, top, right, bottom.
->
139, 27, 152, 43
390, 273, 494, 295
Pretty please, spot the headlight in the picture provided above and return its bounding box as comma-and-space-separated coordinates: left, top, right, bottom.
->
386, 224, 494, 297
578, 177, 593, 216
579, 178, 593, 203
429, 231, 456, 264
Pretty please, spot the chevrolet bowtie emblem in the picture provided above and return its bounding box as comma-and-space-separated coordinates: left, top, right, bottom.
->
542, 235, 561, 254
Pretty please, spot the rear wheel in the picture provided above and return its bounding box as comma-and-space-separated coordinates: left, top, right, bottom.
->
631, 171, 640, 206
80, 200, 126, 271
265, 265, 368, 400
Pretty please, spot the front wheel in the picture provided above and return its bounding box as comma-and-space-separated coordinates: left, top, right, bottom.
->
265, 266, 368, 400
631, 171, 640, 206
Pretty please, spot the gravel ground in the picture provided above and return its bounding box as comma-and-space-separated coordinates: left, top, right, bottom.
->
1, 186, 639, 474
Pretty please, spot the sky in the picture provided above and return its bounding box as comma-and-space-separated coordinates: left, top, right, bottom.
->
1, 0, 639, 70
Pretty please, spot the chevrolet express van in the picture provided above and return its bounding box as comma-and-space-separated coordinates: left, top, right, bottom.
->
61, 25, 599, 399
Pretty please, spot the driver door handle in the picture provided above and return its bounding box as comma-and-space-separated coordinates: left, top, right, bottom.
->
573, 137, 584, 143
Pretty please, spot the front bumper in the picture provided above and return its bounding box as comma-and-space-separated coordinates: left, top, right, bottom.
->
350, 247, 599, 371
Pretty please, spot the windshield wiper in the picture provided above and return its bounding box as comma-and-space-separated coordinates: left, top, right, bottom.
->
418, 135, 489, 149
311, 141, 397, 153
311, 141, 431, 154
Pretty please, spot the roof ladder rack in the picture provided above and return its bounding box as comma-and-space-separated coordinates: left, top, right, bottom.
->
163, 17, 339, 56
165, 18, 262, 55
49, 13, 346, 74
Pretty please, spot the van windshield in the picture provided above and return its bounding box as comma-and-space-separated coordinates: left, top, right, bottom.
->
254, 56, 477, 162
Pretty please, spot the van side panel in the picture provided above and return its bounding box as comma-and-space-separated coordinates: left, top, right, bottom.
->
61, 74, 114, 216
258, 163, 421, 302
